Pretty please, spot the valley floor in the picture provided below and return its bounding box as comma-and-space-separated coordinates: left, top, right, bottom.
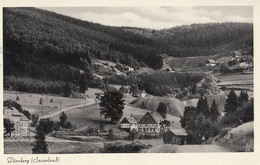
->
4, 138, 229, 154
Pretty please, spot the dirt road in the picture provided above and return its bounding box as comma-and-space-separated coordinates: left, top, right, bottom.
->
175, 144, 229, 153
39, 98, 96, 119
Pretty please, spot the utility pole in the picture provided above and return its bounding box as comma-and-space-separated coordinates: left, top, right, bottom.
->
84, 95, 86, 111
28, 127, 30, 141
60, 99, 62, 115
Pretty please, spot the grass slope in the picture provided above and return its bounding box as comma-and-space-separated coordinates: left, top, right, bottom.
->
4, 91, 86, 117
215, 122, 254, 152
131, 96, 198, 117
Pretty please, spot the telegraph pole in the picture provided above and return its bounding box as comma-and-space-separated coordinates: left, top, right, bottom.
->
84, 95, 86, 111
60, 99, 62, 115
28, 127, 30, 141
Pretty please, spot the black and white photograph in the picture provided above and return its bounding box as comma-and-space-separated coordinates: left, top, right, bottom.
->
1, 3, 256, 158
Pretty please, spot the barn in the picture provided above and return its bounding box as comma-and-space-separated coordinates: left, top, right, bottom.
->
163, 129, 188, 145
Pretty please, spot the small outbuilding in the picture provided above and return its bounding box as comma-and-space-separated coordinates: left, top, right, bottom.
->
163, 129, 188, 145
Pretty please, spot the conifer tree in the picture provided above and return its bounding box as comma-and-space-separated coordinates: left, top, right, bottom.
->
32, 126, 48, 154
238, 90, 249, 105
224, 90, 238, 114
59, 112, 67, 128
210, 100, 220, 121
156, 102, 167, 119
196, 96, 210, 117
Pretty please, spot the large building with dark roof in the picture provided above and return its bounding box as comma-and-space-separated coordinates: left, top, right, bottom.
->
4, 107, 29, 137
120, 112, 165, 134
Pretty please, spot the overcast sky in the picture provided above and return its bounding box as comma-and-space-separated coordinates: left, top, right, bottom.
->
41, 6, 253, 29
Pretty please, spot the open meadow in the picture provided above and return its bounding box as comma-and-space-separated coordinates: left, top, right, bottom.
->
3, 90, 99, 117
216, 73, 253, 96
4, 140, 103, 154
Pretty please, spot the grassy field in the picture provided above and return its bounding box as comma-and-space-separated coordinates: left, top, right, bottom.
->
3, 89, 101, 117
4, 140, 103, 154
215, 122, 254, 152
167, 55, 220, 69
216, 73, 253, 97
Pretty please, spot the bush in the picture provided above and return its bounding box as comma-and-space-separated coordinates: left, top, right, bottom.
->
64, 122, 73, 129
138, 134, 144, 140
126, 130, 138, 141
218, 127, 232, 138
102, 141, 149, 153
53, 121, 60, 131
144, 134, 155, 139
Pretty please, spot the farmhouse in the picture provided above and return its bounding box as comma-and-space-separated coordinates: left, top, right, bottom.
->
120, 117, 138, 132
3, 107, 29, 137
165, 67, 175, 73
120, 112, 164, 134
206, 59, 216, 67
163, 129, 188, 145
239, 62, 249, 69
230, 50, 242, 58
124, 66, 134, 72
138, 112, 164, 133
139, 90, 147, 97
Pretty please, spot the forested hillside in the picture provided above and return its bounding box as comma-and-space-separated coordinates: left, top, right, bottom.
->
3, 7, 253, 95
123, 23, 253, 57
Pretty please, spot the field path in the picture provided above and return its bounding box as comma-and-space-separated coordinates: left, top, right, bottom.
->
39, 98, 96, 119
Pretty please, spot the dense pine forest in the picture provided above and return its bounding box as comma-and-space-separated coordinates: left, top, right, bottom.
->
3, 7, 253, 95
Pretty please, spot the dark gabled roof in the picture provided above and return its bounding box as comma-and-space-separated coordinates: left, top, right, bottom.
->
120, 117, 138, 124
240, 58, 246, 62
9, 107, 22, 116
21, 113, 29, 121
138, 112, 164, 124
150, 112, 164, 123
130, 115, 143, 123
168, 129, 188, 136
231, 51, 242, 56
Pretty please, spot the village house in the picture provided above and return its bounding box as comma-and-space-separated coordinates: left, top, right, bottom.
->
124, 66, 134, 72
132, 90, 148, 98
165, 67, 175, 73
163, 129, 188, 145
3, 107, 29, 137
138, 112, 164, 133
120, 117, 139, 132
230, 50, 242, 58
139, 90, 147, 97
120, 112, 165, 134
206, 59, 216, 67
